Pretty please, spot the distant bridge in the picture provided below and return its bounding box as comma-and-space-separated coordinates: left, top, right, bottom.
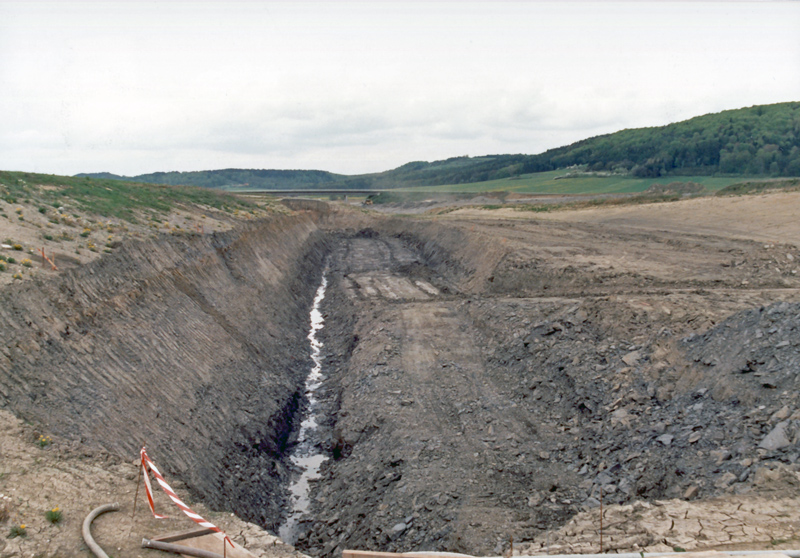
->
235, 189, 383, 196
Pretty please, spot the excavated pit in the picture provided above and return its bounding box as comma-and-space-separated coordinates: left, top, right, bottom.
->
3, 207, 800, 557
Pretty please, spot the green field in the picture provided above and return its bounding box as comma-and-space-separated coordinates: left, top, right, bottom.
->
395, 171, 754, 195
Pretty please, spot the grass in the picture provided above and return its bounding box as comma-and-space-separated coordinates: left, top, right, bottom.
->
45, 507, 62, 524
7, 524, 26, 539
0, 171, 259, 223
394, 171, 756, 196
716, 177, 800, 196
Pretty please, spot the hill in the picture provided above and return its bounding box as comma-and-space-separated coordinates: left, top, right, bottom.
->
365, 101, 800, 187
77, 168, 345, 190
79, 102, 800, 191
520, 101, 800, 178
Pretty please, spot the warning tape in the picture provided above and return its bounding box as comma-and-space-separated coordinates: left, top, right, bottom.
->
140, 446, 232, 547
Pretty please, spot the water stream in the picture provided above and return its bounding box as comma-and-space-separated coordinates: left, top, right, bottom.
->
278, 273, 328, 545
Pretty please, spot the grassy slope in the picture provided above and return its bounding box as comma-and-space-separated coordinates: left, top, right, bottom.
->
0, 171, 258, 223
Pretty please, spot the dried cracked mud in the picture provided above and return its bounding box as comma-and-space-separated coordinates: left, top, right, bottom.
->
3, 192, 800, 557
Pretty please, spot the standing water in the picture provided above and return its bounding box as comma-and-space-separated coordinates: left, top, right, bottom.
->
279, 274, 328, 545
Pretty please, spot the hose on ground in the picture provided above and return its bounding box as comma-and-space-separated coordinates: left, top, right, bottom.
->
81, 502, 120, 558
141, 537, 226, 558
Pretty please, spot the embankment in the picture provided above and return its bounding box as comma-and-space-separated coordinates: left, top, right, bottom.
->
0, 212, 330, 531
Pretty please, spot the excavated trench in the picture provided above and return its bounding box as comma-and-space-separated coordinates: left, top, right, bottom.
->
4, 208, 800, 558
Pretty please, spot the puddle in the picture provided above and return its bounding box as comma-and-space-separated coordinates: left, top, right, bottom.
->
278, 273, 328, 545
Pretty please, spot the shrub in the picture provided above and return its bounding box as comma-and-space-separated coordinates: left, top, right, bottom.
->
37, 434, 52, 447
7, 257, 16, 264
43, 234, 53, 241
8, 524, 26, 538
0, 263, 5, 272
38, 206, 47, 214
45, 507, 62, 524
21, 259, 32, 268
12, 244, 22, 251
80, 228, 91, 237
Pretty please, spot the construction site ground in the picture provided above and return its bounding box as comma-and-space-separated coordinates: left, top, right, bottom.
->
3, 188, 800, 557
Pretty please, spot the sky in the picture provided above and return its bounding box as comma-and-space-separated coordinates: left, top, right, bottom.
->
1, 1, 799, 177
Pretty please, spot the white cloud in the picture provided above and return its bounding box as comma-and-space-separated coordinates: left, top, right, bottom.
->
1, 2, 798, 176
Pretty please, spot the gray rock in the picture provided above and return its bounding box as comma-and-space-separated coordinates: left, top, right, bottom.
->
772, 406, 791, 421
595, 472, 613, 486
622, 350, 641, 366
714, 471, 737, 488
391, 522, 407, 534
584, 497, 601, 509
683, 485, 699, 500
656, 434, 674, 446
759, 420, 792, 451
738, 469, 750, 482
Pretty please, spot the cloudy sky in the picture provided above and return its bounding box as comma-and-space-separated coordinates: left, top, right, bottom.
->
1, 1, 798, 177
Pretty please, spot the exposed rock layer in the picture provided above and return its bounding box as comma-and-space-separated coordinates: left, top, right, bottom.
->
0, 212, 330, 530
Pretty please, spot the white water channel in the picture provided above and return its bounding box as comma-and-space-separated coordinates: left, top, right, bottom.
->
278, 274, 328, 545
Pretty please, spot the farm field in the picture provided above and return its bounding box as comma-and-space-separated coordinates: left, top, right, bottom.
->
396, 171, 754, 195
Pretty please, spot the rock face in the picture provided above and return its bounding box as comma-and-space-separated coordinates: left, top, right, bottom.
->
0, 213, 331, 531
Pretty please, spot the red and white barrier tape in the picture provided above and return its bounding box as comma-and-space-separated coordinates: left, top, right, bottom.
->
140, 447, 232, 547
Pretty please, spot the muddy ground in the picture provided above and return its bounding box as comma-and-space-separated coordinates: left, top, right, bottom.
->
294, 192, 800, 556
3, 189, 800, 557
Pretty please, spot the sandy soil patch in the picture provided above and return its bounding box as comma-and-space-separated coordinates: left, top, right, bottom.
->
446, 192, 800, 247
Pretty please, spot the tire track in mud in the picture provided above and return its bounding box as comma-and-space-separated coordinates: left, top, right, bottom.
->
299, 233, 570, 555
397, 302, 543, 548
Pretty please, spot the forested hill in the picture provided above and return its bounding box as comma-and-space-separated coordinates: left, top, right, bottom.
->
361, 101, 799, 187
79, 102, 800, 190
518, 101, 800, 178
76, 168, 345, 190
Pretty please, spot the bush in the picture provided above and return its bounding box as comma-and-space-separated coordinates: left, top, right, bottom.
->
7, 524, 26, 539
45, 507, 62, 524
